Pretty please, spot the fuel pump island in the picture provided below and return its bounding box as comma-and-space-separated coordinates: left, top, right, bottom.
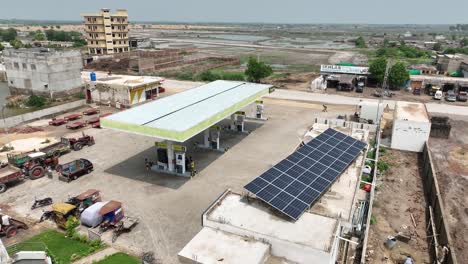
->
102, 80, 273, 177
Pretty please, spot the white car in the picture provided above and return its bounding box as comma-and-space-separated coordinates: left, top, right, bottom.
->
434, 90, 443, 100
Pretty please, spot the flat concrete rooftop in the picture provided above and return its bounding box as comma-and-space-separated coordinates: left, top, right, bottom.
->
178, 227, 270, 264
395, 101, 429, 123
207, 193, 338, 252
81, 71, 163, 88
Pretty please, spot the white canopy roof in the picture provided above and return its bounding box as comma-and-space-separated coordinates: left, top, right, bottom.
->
102, 80, 272, 142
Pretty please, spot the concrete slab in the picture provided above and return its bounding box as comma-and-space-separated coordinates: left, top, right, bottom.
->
178, 227, 270, 264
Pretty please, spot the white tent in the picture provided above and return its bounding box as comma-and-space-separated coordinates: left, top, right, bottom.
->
80, 202, 108, 227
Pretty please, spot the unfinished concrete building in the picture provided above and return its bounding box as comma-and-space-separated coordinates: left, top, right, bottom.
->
3, 48, 83, 98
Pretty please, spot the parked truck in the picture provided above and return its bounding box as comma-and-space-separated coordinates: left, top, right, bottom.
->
0, 165, 24, 193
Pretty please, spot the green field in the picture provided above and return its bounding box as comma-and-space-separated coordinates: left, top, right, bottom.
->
95, 253, 140, 264
7, 230, 104, 264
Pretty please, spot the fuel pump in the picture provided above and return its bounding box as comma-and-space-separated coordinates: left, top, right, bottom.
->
255, 100, 264, 119
210, 126, 221, 149
155, 142, 169, 170
230, 111, 246, 132
173, 145, 187, 175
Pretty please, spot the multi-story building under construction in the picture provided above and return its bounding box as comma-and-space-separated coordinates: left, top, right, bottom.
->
81, 8, 129, 55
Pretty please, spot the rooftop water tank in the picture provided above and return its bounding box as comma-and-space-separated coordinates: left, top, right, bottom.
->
90, 72, 96, 82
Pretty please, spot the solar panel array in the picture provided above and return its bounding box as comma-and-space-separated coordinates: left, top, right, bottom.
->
244, 128, 367, 220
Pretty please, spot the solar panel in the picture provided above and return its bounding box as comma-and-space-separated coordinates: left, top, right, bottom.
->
244, 128, 367, 220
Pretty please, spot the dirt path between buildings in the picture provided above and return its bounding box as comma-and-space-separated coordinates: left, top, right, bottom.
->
366, 149, 430, 264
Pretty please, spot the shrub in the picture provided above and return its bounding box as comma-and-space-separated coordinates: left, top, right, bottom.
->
176, 72, 194, 80
198, 70, 220, 82
0, 145, 14, 152
370, 215, 377, 225
65, 216, 80, 237
377, 160, 390, 173
26, 95, 47, 108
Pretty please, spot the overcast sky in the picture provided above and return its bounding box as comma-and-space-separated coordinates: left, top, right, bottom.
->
1, 0, 467, 24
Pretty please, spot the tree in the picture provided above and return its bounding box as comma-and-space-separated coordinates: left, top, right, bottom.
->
388, 62, 409, 89
9, 39, 22, 49
34, 31, 46, 41
0, 28, 17, 42
55, 25, 61, 29
369, 58, 387, 86
0, 43, 4, 51
244, 57, 273, 83
355, 36, 367, 48
433, 42, 443, 51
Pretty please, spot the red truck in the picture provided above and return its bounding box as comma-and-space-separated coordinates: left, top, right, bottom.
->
0, 165, 24, 193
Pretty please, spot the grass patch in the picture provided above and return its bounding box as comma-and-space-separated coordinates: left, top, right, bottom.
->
94, 253, 139, 264
370, 215, 377, 225
8, 230, 105, 264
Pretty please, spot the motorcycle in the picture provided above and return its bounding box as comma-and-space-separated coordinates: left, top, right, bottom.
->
31, 197, 53, 210
38, 210, 53, 223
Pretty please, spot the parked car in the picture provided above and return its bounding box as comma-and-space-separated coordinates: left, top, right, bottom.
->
445, 90, 457, 102
433, 90, 443, 100
457, 91, 467, 102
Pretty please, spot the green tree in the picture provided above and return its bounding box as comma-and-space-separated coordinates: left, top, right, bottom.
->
34, 31, 46, 41
245, 57, 273, 83
55, 25, 61, 29
9, 39, 23, 49
388, 62, 409, 89
433, 42, 443, 51
0, 28, 18, 42
0, 43, 4, 51
369, 58, 387, 86
355, 36, 367, 48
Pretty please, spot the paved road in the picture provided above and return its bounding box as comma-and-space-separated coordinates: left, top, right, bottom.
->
266, 89, 468, 116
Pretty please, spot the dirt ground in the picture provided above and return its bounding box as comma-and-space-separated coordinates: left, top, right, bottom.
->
366, 149, 430, 264
429, 119, 468, 264
265, 72, 319, 91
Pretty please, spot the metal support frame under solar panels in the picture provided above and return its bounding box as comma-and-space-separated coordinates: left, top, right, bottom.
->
244, 128, 367, 220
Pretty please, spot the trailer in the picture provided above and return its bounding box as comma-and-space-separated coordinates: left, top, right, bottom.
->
83, 108, 100, 115
7, 139, 69, 168
57, 159, 93, 182
0, 217, 29, 238
66, 121, 87, 130
48, 118, 67, 126
0, 165, 24, 193
64, 113, 82, 121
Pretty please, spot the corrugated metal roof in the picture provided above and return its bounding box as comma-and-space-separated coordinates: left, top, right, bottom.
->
102, 80, 272, 142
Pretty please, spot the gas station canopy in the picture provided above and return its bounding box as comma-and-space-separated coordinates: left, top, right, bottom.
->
102, 80, 272, 142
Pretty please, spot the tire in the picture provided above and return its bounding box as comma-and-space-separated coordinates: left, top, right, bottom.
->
6, 226, 17, 238
29, 166, 45, 180
73, 143, 83, 151
53, 150, 60, 157
0, 184, 7, 193
86, 169, 91, 174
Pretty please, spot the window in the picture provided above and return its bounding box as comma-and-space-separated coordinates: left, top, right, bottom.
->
105, 25, 111, 27
112, 34, 115, 37
30, 64, 36, 70
111, 18, 114, 22
22, 63, 27, 69
113, 41, 116, 45
105, 17, 110, 19
111, 26, 115, 30
107, 40, 112, 43
106, 33, 111, 35
14, 62, 19, 69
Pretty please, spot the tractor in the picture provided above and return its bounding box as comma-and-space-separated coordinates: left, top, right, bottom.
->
22, 152, 59, 180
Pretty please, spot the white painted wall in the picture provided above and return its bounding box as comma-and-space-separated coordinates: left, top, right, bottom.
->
391, 120, 431, 152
